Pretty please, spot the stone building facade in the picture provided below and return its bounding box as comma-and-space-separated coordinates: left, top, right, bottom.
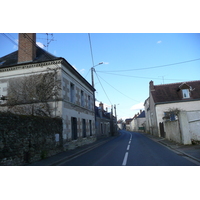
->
0, 33, 96, 152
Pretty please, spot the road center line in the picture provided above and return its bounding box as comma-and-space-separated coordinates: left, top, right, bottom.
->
127, 145, 130, 151
122, 152, 129, 166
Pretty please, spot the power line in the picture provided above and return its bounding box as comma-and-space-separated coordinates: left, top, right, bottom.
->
88, 33, 95, 67
23, 34, 61, 69
84, 68, 91, 79
96, 71, 187, 82
37, 33, 56, 51
97, 58, 200, 73
2, 33, 62, 74
1, 33, 30, 57
94, 70, 112, 105
95, 72, 140, 102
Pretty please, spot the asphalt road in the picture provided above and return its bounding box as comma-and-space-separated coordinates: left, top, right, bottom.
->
58, 130, 197, 166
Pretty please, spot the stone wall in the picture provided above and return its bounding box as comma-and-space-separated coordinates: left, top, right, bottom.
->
164, 120, 182, 143
0, 112, 63, 166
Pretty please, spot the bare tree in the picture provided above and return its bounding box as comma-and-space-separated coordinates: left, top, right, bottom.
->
6, 67, 61, 117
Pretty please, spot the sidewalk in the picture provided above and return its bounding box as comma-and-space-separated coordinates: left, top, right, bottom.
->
27, 136, 117, 166
141, 132, 200, 165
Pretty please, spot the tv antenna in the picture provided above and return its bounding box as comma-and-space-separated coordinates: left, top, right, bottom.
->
37, 33, 56, 51
158, 75, 166, 84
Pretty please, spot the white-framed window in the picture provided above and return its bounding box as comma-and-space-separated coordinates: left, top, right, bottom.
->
182, 89, 190, 99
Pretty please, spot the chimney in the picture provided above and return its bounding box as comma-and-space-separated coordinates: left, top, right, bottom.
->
150, 80, 155, 91
18, 33, 36, 63
99, 102, 104, 111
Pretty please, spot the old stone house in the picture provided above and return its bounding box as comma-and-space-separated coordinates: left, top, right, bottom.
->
0, 33, 96, 150
144, 80, 200, 144
95, 102, 111, 138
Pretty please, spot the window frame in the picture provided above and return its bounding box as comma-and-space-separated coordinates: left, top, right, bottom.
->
182, 89, 190, 99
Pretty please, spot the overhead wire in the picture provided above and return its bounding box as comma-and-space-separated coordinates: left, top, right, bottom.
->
88, 33, 95, 68
1, 33, 31, 58
94, 72, 140, 102
24, 34, 57, 61
94, 69, 113, 105
96, 58, 200, 72
84, 68, 91, 79
88, 33, 113, 105
96, 71, 188, 82
2, 33, 54, 65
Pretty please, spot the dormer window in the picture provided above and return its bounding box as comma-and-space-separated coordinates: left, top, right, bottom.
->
182, 89, 190, 99
178, 82, 191, 99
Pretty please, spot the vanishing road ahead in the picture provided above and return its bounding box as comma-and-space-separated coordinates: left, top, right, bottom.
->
58, 130, 197, 166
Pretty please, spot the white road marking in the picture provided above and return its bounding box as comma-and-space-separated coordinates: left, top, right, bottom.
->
122, 152, 129, 166
122, 132, 132, 166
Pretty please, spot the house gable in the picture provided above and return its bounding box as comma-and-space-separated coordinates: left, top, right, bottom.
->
150, 80, 200, 104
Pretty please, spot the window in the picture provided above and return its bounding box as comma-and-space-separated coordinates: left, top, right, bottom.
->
70, 83, 75, 103
182, 89, 190, 98
101, 123, 103, 135
71, 117, 77, 140
0, 82, 7, 97
81, 90, 84, 107
164, 112, 177, 121
88, 95, 91, 109
89, 120, 92, 136
82, 119, 86, 138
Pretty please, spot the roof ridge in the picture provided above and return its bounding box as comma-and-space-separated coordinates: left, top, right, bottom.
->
155, 80, 200, 86
0, 50, 18, 59
36, 46, 58, 58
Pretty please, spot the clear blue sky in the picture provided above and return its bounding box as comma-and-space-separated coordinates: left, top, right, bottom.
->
1, 33, 200, 120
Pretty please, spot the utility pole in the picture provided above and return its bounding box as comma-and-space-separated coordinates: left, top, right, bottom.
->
90, 62, 103, 133
110, 105, 114, 136
114, 104, 117, 135
91, 62, 103, 87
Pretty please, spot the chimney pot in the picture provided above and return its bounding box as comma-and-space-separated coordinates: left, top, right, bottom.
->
99, 102, 104, 110
150, 80, 155, 91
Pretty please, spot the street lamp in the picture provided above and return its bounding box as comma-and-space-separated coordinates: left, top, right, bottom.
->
91, 62, 103, 88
